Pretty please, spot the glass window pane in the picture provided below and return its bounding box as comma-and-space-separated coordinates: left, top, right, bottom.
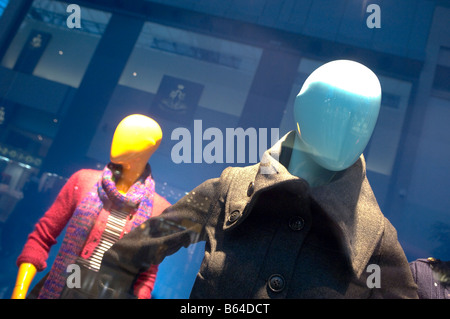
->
118, 21, 262, 117
0, 0, 10, 18
1, 0, 111, 88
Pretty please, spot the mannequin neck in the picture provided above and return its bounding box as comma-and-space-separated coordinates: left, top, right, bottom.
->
287, 134, 336, 187
114, 161, 147, 194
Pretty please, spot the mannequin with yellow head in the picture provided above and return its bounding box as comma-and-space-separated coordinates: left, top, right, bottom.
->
110, 114, 162, 194
12, 114, 168, 299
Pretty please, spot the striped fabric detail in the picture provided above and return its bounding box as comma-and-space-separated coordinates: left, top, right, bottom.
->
78, 209, 129, 271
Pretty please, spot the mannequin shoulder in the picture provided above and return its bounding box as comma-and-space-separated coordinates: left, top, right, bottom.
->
70, 169, 102, 183
153, 192, 171, 214
63, 169, 102, 196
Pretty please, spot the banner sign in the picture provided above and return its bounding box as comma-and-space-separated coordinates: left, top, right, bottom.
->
151, 75, 204, 125
14, 29, 52, 74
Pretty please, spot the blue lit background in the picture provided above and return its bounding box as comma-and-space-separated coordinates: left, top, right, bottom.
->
0, 0, 448, 299
0, 0, 10, 17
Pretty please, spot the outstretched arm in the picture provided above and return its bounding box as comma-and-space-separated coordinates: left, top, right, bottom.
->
96, 177, 221, 298
11, 263, 37, 299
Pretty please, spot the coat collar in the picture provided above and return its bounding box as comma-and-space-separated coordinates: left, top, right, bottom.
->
223, 130, 384, 278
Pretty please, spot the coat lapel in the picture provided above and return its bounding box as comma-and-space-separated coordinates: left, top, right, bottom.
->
223, 131, 384, 278
309, 154, 384, 278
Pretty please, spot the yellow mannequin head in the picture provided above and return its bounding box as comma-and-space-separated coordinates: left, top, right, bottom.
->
110, 114, 162, 193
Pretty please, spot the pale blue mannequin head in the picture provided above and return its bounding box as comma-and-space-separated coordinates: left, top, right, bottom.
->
294, 59, 381, 171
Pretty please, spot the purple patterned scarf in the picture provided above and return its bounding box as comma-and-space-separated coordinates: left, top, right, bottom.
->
38, 164, 155, 299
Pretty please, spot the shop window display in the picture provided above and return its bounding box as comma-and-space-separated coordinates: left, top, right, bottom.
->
0, 0, 448, 302
13, 114, 171, 299
94, 60, 417, 299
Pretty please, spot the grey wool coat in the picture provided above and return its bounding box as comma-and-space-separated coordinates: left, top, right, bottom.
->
97, 131, 418, 299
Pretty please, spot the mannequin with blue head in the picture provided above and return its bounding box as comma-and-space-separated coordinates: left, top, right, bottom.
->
287, 60, 381, 186
93, 59, 418, 299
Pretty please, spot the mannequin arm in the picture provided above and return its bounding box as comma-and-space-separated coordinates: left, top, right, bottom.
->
11, 263, 37, 299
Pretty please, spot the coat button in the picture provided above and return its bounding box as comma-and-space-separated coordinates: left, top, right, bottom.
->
228, 210, 241, 224
289, 216, 305, 231
268, 274, 285, 292
247, 181, 255, 197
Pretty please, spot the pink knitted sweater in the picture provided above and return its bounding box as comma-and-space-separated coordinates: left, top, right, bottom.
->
17, 168, 171, 298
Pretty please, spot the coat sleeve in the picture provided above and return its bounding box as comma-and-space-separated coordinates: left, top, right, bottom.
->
370, 218, 418, 299
131, 192, 171, 298
96, 176, 221, 298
